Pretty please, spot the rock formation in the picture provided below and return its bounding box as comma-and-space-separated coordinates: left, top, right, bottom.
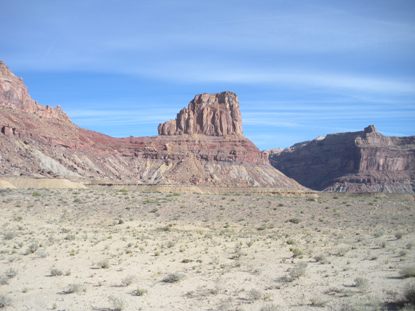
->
0, 61, 69, 121
269, 125, 415, 193
158, 92, 243, 136
0, 61, 303, 189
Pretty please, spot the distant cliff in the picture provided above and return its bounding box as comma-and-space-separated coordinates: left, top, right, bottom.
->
0, 61, 303, 189
269, 125, 415, 193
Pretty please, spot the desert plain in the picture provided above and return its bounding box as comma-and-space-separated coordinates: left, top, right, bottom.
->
0, 184, 414, 311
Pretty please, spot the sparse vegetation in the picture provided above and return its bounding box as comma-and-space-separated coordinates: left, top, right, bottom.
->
259, 304, 280, 311
248, 288, 262, 301
161, 273, 184, 283
96, 259, 110, 269
131, 287, 147, 296
353, 277, 369, 292
0, 276, 9, 285
60, 283, 83, 295
404, 283, 415, 305
120, 276, 134, 287
400, 266, 415, 278
23, 241, 39, 255
290, 247, 303, 258
3, 231, 15, 240
314, 254, 327, 264
0, 188, 414, 310
108, 296, 125, 311
49, 268, 63, 277
0, 295, 11, 309
287, 262, 307, 281
4, 268, 17, 279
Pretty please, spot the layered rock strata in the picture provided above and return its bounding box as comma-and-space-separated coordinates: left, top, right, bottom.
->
0, 61, 303, 189
158, 92, 242, 136
269, 125, 415, 193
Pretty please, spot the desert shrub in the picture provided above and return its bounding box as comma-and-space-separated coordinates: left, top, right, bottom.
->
4, 268, 17, 279
23, 241, 39, 255
334, 247, 349, 257
288, 218, 300, 224
259, 304, 279, 311
309, 297, 326, 307
49, 268, 63, 276
3, 231, 15, 240
161, 273, 183, 283
290, 247, 303, 258
404, 282, 415, 305
0, 276, 8, 285
96, 259, 110, 269
32, 192, 41, 197
121, 276, 134, 287
64, 234, 75, 241
286, 239, 295, 245
353, 277, 369, 292
36, 248, 48, 258
0, 295, 11, 308
400, 266, 415, 278
256, 224, 267, 231
338, 302, 382, 311
288, 262, 307, 281
108, 296, 125, 311
158, 224, 172, 232
131, 287, 147, 296
373, 231, 384, 238
395, 232, 403, 240
248, 289, 262, 301
314, 254, 327, 264
61, 283, 82, 294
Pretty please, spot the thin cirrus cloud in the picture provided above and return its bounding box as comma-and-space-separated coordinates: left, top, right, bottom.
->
1, 0, 414, 148
137, 67, 415, 94
67, 108, 176, 126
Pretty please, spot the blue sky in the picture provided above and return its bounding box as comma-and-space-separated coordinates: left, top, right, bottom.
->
1, 0, 414, 149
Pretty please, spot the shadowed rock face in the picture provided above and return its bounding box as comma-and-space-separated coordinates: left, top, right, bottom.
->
269, 125, 415, 193
158, 92, 243, 136
0, 61, 304, 189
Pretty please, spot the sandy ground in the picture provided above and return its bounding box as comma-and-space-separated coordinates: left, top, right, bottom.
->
0, 187, 414, 311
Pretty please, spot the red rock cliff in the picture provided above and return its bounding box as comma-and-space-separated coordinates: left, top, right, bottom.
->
158, 91, 243, 136
0, 61, 69, 121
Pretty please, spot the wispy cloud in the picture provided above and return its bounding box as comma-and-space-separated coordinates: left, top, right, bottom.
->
141, 68, 415, 94
1, 0, 414, 149
67, 108, 176, 126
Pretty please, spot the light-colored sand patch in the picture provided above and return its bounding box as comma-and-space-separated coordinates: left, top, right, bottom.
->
0, 179, 16, 188
2, 177, 86, 189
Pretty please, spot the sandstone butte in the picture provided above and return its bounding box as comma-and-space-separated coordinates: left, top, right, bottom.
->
0, 61, 304, 189
269, 125, 415, 193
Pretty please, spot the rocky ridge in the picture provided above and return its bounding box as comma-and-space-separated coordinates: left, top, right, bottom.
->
0, 61, 303, 189
269, 125, 415, 193
0, 61, 69, 121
